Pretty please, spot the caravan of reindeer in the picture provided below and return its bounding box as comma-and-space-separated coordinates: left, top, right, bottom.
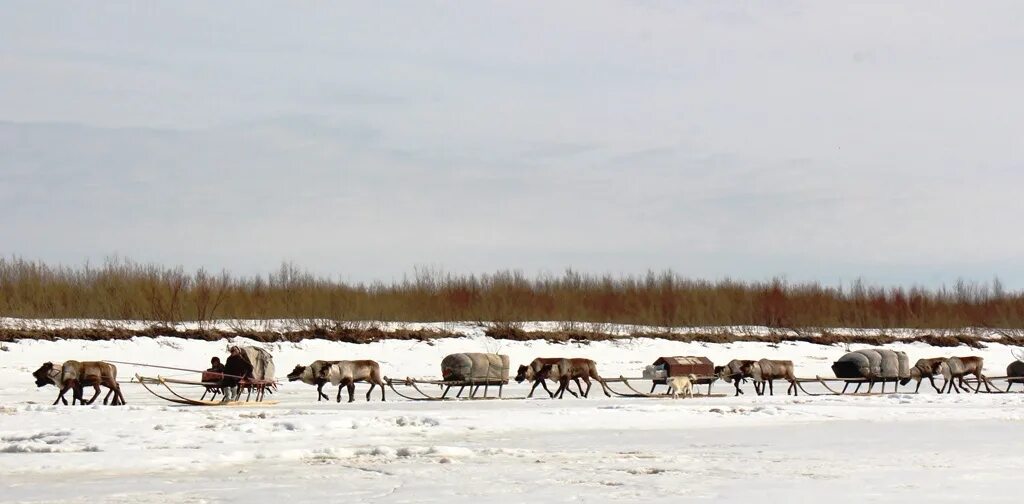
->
29, 345, 1024, 406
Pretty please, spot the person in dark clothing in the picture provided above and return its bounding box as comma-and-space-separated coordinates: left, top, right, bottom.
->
200, 357, 227, 400
220, 347, 253, 401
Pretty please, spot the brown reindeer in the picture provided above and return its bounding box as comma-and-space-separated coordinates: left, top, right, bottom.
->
903, 358, 959, 393
932, 356, 991, 393
288, 360, 385, 403
515, 358, 587, 398
541, 358, 612, 399
714, 360, 757, 396
742, 359, 799, 396
32, 361, 125, 406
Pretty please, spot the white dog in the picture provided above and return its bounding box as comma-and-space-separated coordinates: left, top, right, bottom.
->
666, 373, 697, 399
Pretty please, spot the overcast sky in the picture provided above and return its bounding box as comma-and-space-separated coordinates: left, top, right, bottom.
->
2, 2, 1023, 287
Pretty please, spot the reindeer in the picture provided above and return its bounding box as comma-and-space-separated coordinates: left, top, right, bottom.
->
32, 361, 125, 406
715, 360, 757, 396
932, 356, 991, 393
541, 358, 612, 399
742, 359, 799, 396
288, 360, 385, 403
515, 358, 587, 398
903, 358, 959, 393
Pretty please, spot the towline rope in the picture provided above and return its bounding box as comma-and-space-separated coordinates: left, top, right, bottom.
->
102, 360, 252, 381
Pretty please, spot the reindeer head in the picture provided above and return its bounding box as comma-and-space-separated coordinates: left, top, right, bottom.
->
514, 365, 531, 383
32, 362, 56, 387
687, 373, 698, 382
714, 365, 729, 381
286, 365, 307, 382
900, 367, 919, 386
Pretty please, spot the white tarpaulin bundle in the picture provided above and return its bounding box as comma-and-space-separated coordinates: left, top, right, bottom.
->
230, 345, 276, 382
440, 353, 509, 383
832, 348, 909, 379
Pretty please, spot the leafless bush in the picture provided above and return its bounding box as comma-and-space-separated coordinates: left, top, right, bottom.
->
2, 257, 1023, 330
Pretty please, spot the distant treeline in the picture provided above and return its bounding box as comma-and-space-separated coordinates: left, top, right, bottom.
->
1, 258, 1022, 330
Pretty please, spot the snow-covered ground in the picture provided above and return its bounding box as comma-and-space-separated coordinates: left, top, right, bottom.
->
3, 328, 1024, 503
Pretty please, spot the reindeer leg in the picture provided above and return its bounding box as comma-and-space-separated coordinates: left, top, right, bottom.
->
564, 381, 579, 398
527, 380, 540, 398
768, 379, 775, 396
733, 378, 743, 396
86, 383, 101, 405
380, 379, 387, 401
347, 382, 356, 403
102, 380, 116, 405
55, 384, 71, 406
580, 377, 591, 398
539, 379, 555, 398
971, 375, 980, 393
70, 381, 84, 405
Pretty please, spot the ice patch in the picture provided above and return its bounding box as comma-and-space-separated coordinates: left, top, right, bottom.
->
394, 415, 440, 427
0, 430, 100, 453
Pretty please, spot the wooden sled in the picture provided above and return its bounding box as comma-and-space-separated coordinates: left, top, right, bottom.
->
605, 376, 725, 398
384, 376, 512, 401
136, 375, 278, 406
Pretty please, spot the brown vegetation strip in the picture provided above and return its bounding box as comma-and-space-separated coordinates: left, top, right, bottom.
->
1, 326, 1016, 349
3, 257, 1024, 330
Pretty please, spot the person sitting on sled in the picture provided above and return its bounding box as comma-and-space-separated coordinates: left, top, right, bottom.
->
198, 357, 226, 400
219, 347, 253, 402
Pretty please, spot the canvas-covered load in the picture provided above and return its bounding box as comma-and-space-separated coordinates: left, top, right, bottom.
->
231, 345, 276, 382
832, 349, 909, 379
642, 366, 666, 380
1006, 360, 1024, 383
441, 353, 510, 383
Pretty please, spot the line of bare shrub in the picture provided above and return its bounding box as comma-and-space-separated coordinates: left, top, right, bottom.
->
3, 324, 1020, 349
2, 257, 1024, 331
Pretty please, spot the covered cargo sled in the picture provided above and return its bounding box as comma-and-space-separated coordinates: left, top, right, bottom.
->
605, 356, 722, 398
816, 348, 911, 395
385, 353, 510, 401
